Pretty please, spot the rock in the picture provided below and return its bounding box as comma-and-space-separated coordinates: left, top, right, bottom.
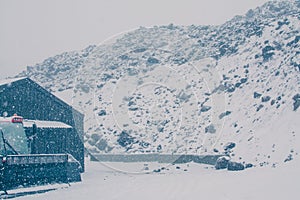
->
227, 161, 245, 171
147, 57, 160, 65
262, 45, 275, 61
240, 78, 248, 83
157, 144, 162, 151
261, 96, 271, 102
139, 141, 150, 148
219, 111, 232, 119
270, 99, 276, 105
117, 131, 134, 147
215, 156, 230, 170
98, 110, 106, 116
224, 142, 236, 151
128, 101, 136, 106
292, 94, 300, 111
256, 104, 264, 111
205, 124, 216, 134
284, 154, 293, 162
91, 133, 101, 142
213, 148, 219, 153
200, 105, 212, 112
157, 126, 164, 132
95, 139, 108, 151
254, 92, 262, 98
245, 163, 254, 168
128, 106, 138, 111
226, 84, 235, 93
153, 169, 161, 173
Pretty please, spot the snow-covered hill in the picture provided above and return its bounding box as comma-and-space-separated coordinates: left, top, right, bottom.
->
17, 0, 300, 167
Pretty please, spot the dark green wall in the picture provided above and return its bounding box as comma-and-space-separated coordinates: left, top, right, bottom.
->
0, 78, 84, 171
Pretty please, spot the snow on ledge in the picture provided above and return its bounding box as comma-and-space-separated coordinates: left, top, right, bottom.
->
23, 120, 72, 129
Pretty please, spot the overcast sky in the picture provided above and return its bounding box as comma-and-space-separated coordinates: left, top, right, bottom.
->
0, 0, 270, 79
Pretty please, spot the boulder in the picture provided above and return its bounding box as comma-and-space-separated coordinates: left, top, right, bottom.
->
215, 156, 230, 170
227, 161, 245, 171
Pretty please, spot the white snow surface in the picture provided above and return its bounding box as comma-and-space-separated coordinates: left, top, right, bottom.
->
6, 156, 300, 200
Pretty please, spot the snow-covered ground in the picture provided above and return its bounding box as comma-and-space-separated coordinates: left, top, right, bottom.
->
2, 156, 299, 200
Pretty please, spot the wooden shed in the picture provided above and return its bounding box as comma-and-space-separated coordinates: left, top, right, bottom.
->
0, 77, 85, 171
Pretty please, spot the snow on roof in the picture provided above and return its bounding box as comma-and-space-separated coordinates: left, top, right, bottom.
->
0, 77, 27, 86
23, 120, 72, 129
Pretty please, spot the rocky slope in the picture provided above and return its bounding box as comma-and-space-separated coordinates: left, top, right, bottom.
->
17, 0, 300, 166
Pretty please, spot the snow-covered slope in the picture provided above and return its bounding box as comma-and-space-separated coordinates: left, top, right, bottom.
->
17, 1, 300, 166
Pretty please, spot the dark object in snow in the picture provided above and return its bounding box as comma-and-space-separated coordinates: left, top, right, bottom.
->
227, 161, 245, 171
95, 139, 108, 151
240, 78, 248, 84
101, 73, 113, 82
254, 92, 262, 98
176, 166, 180, 169
292, 94, 300, 111
147, 57, 160, 65
215, 156, 230, 170
157, 144, 162, 151
205, 124, 216, 134
262, 45, 275, 61
153, 169, 161, 173
91, 133, 101, 141
270, 99, 276, 105
284, 154, 293, 162
200, 106, 211, 112
219, 111, 232, 119
226, 84, 235, 93
157, 126, 164, 132
98, 109, 107, 116
235, 82, 241, 88
128, 106, 139, 111
256, 104, 264, 112
213, 148, 219, 153
117, 131, 134, 147
224, 142, 236, 152
245, 163, 254, 168
139, 141, 150, 148
261, 96, 271, 102
128, 101, 136, 106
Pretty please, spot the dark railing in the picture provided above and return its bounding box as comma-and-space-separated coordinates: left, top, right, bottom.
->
0, 154, 81, 192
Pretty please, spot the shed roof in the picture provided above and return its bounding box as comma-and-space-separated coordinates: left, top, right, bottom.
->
0, 77, 83, 118
23, 120, 72, 129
